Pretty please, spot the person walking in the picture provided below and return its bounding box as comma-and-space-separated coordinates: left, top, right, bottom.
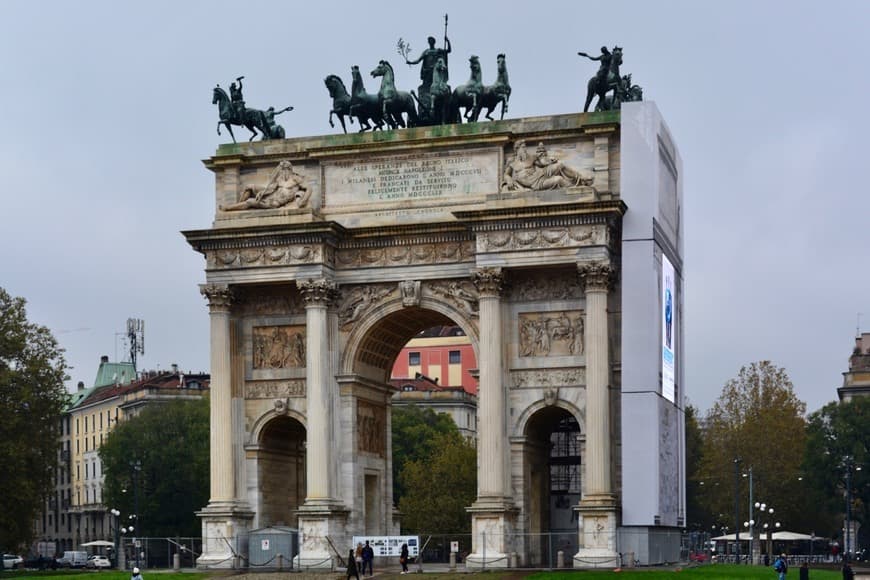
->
346, 550, 360, 580
400, 543, 409, 575
799, 561, 809, 580
361, 541, 374, 576
842, 560, 855, 580
355, 543, 363, 571
774, 553, 789, 580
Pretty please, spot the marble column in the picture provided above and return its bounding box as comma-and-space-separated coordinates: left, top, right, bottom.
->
201, 283, 235, 503
196, 283, 253, 569
574, 262, 618, 568
467, 268, 515, 569
297, 278, 338, 501
295, 278, 347, 569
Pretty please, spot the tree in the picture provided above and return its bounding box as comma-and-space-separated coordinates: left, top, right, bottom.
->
698, 361, 807, 534
392, 405, 463, 504
100, 399, 209, 537
685, 404, 714, 530
398, 433, 477, 534
804, 397, 870, 542
0, 287, 68, 551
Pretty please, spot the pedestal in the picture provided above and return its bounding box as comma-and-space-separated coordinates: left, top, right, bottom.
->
294, 502, 349, 570
195, 502, 254, 569
465, 502, 517, 569
573, 497, 619, 568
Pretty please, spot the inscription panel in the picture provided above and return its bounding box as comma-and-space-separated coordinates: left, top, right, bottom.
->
324, 149, 499, 206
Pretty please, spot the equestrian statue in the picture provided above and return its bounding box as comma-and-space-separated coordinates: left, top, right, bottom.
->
370, 60, 419, 129
213, 76, 293, 142
578, 46, 642, 112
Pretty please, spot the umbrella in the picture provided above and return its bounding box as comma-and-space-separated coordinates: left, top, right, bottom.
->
80, 541, 115, 547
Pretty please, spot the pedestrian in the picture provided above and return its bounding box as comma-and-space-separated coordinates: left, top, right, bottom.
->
346, 550, 360, 580
400, 543, 409, 575
355, 543, 363, 570
799, 561, 809, 580
842, 560, 854, 580
362, 541, 374, 576
774, 553, 788, 580
131, 566, 143, 580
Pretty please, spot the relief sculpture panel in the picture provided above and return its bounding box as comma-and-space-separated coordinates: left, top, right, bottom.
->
518, 311, 584, 357
357, 400, 386, 456
253, 325, 306, 369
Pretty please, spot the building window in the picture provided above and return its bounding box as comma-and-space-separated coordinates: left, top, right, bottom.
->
409, 352, 421, 366
449, 350, 461, 364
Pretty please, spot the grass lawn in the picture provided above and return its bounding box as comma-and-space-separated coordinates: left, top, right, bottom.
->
529, 563, 843, 578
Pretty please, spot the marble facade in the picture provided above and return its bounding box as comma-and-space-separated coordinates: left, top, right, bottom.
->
184, 104, 684, 569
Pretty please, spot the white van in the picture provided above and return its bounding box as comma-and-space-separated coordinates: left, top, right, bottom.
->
57, 551, 88, 568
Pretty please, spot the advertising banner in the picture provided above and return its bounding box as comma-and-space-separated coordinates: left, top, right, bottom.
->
662, 254, 676, 403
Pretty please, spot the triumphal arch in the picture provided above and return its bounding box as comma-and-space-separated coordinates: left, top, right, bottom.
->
184, 101, 685, 569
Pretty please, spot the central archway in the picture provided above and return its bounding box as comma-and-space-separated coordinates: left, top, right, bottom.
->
339, 300, 479, 537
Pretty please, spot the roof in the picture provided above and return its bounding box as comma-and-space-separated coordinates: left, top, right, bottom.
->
93, 361, 136, 388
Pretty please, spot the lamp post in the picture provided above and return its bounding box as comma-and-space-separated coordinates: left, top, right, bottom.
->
110, 509, 122, 570
743, 468, 754, 563
844, 456, 861, 561
734, 458, 742, 564
130, 460, 142, 570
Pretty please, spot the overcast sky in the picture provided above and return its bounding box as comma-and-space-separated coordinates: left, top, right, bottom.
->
1, 1, 867, 415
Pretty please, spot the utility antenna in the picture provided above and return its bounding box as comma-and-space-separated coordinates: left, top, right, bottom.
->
859, 313, 864, 337
127, 318, 145, 371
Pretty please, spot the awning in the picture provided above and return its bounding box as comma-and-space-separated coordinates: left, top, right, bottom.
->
80, 540, 115, 547
711, 531, 819, 542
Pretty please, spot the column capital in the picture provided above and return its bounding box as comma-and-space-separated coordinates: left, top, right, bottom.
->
471, 267, 506, 298
297, 278, 338, 307
200, 283, 235, 312
577, 262, 617, 293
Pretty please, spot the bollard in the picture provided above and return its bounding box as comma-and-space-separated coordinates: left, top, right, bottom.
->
556, 550, 564, 568
625, 552, 635, 568
278, 553, 284, 571
509, 552, 518, 568
173, 553, 180, 571
449, 552, 456, 571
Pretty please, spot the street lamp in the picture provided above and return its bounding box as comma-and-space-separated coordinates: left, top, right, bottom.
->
110, 509, 122, 569
844, 457, 862, 561
129, 460, 142, 570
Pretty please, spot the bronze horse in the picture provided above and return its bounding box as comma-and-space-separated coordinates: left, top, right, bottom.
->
371, 60, 418, 129
350, 65, 386, 132
324, 75, 355, 134
212, 86, 269, 142
451, 55, 483, 122
472, 53, 511, 122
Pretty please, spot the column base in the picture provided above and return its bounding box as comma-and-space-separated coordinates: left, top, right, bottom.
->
196, 501, 254, 570
465, 500, 517, 569
294, 500, 350, 571
573, 496, 619, 569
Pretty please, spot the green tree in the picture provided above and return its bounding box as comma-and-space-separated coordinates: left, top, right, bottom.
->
100, 399, 209, 536
392, 405, 462, 504
685, 404, 714, 530
0, 288, 68, 552
398, 433, 477, 534
698, 361, 807, 533
804, 397, 870, 541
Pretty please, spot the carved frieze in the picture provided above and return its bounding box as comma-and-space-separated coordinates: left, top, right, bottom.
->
428, 280, 479, 318
518, 311, 584, 357
246, 379, 306, 399
478, 225, 603, 253
509, 271, 582, 302
510, 368, 585, 389
252, 325, 306, 369
207, 244, 324, 270
336, 240, 475, 268
219, 160, 311, 212
338, 284, 396, 328
235, 289, 304, 317
357, 400, 386, 456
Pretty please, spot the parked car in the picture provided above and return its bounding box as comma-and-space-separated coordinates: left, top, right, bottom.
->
22, 555, 57, 570
85, 555, 111, 569
2, 554, 23, 569
56, 550, 88, 568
